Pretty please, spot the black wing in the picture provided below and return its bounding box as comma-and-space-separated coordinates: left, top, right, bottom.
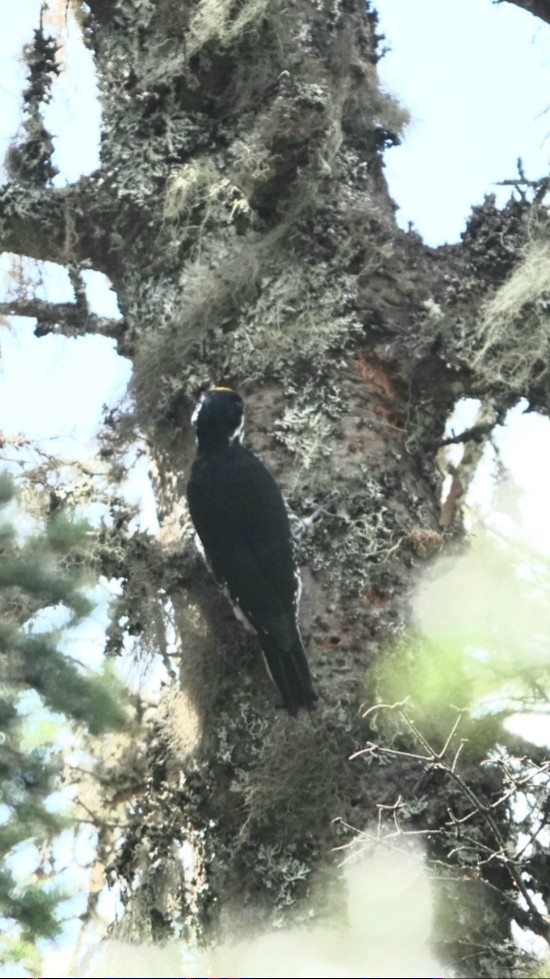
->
187, 445, 297, 617
187, 445, 316, 711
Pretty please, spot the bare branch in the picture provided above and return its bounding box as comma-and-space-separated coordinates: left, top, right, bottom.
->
494, 156, 550, 203
0, 433, 111, 480
353, 705, 550, 943
436, 422, 498, 448
403, 711, 550, 938
0, 298, 124, 342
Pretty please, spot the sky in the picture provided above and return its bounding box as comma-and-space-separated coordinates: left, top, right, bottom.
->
377, 0, 550, 243
1, 1, 550, 975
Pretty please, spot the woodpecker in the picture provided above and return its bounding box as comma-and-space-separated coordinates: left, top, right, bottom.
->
186, 387, 317, 714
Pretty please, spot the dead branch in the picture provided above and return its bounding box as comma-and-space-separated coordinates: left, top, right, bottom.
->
495, 157, 550, 202
353, 703, 550, 942
436, 421, 498, 448
0, 298, 124, 341
0, 433, 110, 480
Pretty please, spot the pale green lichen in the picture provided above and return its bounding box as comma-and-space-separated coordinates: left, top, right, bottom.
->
187, 0, 274, 59
473, 239, 550, 390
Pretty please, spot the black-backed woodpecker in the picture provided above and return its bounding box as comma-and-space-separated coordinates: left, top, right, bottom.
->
187, 387, 317, 714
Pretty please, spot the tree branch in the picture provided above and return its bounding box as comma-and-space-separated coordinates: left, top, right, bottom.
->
435, 421, 497, 448
496, 0, 550, 26
357, 705, 550, 943
0, 179, 115, 273
0, 298, 124, 342
0, 183, 74, 265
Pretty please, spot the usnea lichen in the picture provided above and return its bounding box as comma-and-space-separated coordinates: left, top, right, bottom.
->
473, 239, 550, 391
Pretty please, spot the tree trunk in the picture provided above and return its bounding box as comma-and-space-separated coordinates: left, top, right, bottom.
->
2, 1, 549, 974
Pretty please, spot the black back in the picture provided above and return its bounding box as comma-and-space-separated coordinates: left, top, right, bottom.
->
186, 389, 316, 712
187, 443, 298, 647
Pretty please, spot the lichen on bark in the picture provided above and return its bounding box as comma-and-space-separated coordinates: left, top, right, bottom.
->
2, 0, 549, 974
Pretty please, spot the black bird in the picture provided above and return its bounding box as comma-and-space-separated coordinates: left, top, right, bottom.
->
186, 387, 317, 714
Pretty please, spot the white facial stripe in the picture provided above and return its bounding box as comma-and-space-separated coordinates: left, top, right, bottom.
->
230, 417, 245, 444
191, 393, 206, 427
191, 392, 244, 444
294, 566, 302, 609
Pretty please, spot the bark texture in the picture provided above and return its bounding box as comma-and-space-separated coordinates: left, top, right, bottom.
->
2, 2, 549, 975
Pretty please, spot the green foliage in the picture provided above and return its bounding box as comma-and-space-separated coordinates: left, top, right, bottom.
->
376, 529, 550, 721
0, 871, 62, 941
0, 473, 129, 972
8, 627, 127, 732
0, 557, 93, 620
45, 511, 94, 555
366, 523, 550, 976
531, 961, 550, 978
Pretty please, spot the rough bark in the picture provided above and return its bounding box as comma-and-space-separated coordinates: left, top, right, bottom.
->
2, 2, 549, 975
0, 178, 125, 273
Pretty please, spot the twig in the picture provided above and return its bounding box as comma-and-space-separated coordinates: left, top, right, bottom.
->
350, 702, 550, 942
436, 422, 497, 448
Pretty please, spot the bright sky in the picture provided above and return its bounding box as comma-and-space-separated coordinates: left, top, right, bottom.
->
377, 0, 550, 243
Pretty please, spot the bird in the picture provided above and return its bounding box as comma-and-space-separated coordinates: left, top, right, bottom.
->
186, 387, 317, 714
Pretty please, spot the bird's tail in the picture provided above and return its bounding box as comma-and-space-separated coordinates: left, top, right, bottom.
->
262, 630, 317, 715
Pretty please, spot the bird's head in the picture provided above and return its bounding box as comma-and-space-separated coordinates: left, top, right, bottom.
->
191, 387, 245, 450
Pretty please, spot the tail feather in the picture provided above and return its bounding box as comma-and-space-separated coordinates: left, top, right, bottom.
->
261, 632, 317, 715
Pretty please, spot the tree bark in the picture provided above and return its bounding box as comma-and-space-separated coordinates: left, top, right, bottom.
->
0, 178, 121, 272
2, 1, 548, 974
